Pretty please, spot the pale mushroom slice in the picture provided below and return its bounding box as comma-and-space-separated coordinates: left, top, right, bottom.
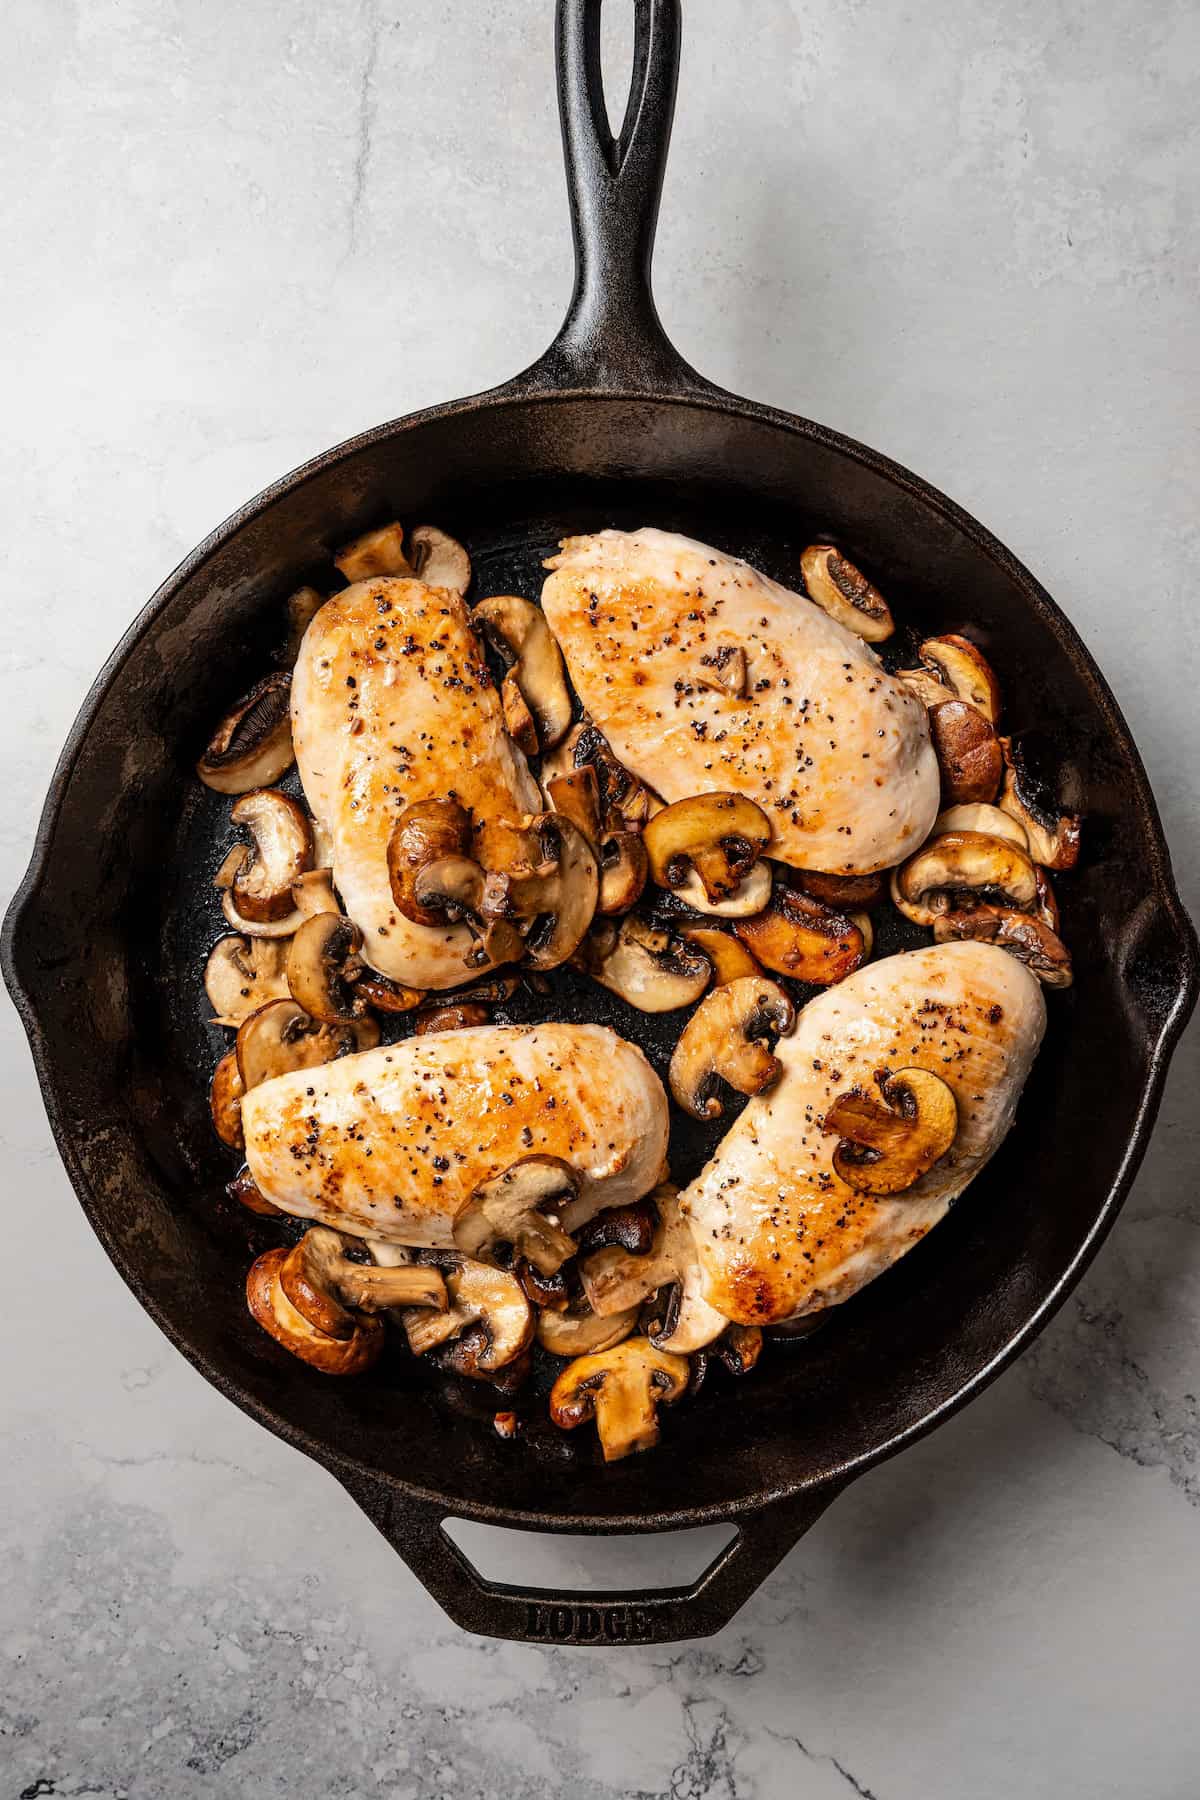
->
333, 521, 412, 582
227, 790, 313, 923
246, 1246, 384, 1376
822, 1068, 958, 1196
279, 1226, 446, 1336
235, 999, 378, 1092
537, 1300, 640, 1358
292, 868, 341, 917
931, 803, 1028, 850
402, 1258, 533, 1376
407, 524, 471, 596
920, 635, 1001, 723
452, 1156, 579, 1276
204, 934, 291, 1026
643, 793, 772, 906
286, 914, 372, 1024
668, 977, 795, 1120
800, 545, 894, 642
209, 1051, 245, 1149
215, 847, 306, 939
573, 915, 711, 1011
669, 861, 773, 919
890, 830, 1039, 928
733, 888, 867, 985
197, 673, 294, 795
472, 594, 573, 751
580, 1184, 729, 1354
549, 1336, 689, 1461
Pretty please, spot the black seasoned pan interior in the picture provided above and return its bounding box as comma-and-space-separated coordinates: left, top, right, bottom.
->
5, 0, 1196, 1643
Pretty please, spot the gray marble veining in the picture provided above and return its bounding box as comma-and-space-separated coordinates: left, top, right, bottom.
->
2, 1, 1198, 1794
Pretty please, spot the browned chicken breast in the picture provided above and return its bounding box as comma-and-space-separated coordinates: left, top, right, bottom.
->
679, 941, 1045, 1326
241, 1022, 668, 1246
542, 528, 939, 874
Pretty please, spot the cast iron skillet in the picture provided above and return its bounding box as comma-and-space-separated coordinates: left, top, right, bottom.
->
5, 0, 1197, 1646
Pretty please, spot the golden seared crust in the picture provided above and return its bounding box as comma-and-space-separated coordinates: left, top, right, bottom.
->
680, 942, 1046, 1325
542, 529, 939, 875
291, 577, 540, 990
241, 1023, 669, 1248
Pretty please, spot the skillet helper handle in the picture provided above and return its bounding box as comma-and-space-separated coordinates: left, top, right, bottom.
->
338, 1470, 844, 1645
527, 0, 705, 394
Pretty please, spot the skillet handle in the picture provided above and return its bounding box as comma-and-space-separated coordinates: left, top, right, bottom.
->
337, 1470, 844, 1645
518, 0, 710, 396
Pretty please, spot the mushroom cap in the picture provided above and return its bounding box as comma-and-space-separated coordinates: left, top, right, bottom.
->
575, 915, 711, 1012
893, 829, 1039, 927
794, 869, 885, 910
413, 1001, 492, 1035
403, 1258, 533, 1374
235, 998, 378, 1092
929, 700, 1003, 805
643, 792, 772, 903
537, 1300, 640, 1358
668, 976, 795, 1120
920, 634, 1001, 723
579, 1185, 729, 1355
227, 789, 313, 923
479, 812, 599, 971
452, 1154, 580, 1275
932, 803, 1027, 850
286, 913, 370, 1024
204, 933, 291, 1027
997, 739, 1083, 871
197, 673, 294, 795
669, 859, 773, 918
387, 797, 476, 928
209, 1051, 246, 1149
246, 1247, 384, 1375
800, 544, 894, 642
548, 1336, 690, 1461
824, 1067, 959, 1196
733, 887, 867, 985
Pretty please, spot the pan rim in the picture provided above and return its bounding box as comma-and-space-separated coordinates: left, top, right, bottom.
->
5, 380, 1197, 1534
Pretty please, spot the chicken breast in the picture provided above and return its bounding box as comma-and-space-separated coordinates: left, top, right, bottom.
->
291, 576, 541, 990
542, 528, 939, 874
680, 941, 1045, 1325
241, 1022, 668, 1247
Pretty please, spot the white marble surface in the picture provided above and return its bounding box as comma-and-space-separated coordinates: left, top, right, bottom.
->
3, 1, 1198, 1794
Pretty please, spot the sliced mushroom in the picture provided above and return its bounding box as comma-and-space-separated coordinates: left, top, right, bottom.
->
204, 934, 291, 1026
246, 1246, 384, 1375
473, 595, 573, 751
501, 672, 538, 756
235, 998, 378, 1092
226, 1167, 282, 1216
215, 848, 306, 938
823, 1068, 958, 1195
581, 1186, 728, 1354
669, 860, 773, 918
891, 830, 1039, 928
226, 790, 313, 923
285, 585, 325, 660
733, 888, 867, 985
933, 906, 1073, 988
932, 803, 1028, 850
292, 868, 341, 917
920, 635, 1001, 723
402, 1258, 533, 1374
572, 720, 655, 825
286, 913, 370, 1024
546, 766, 602, 842
407, 524, 471, 596
712, 1322, 763, 1376
694, 643, 748, 698
549, 1337, 690, 1461
453, 1155, 579, 1276
209, 1051, 245, 1149
573, 1197, 659, 1258
800, 545, 894, 642
997, 739, 1082, 871
929, 700, 1003, 805
538, 1299, 640, 1358
279, 1227, 446, 1336
669, 977, 795, 1120
643, 793, 772, 904
413, 1002, 491, 1034
387, 797, 475, 927
333, 521, 412, 582
516, 1259, 570, 1312
678, 925, 764, 986
1033, 866, 1060, 933
850, 909, 874, 962
574, 915, 711, 1011
547, 770, 648, 915
897, 664, 952, 710
197, 673, 294, 795
478, 812, 599, 970
794, 870, 885, 910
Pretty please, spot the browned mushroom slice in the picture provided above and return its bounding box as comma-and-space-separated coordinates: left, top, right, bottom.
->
285, 585, 325, 660
823, 1068, 958, 1195
694, 642, 748, 698
547, 770, 648, 915
733, 888, 867, 985
897, 664, 952, 710
793, 870, 885, 910
286, 914, 371, 1024
572, 1197, 659, 1258
574, 915, 711, 1011
678, 925, 764, 986
571, 720, 655, 825
800, 545, 894, 642
227, 1167, 283, 1216
246, 1247, 384, 1375
515, 1259, 571, 1312
214, 847, 305, 939
933, 905, 1073, 988
197, 673, 294, 795
580, 1185, 727, 1353
235, 998, 378, 1092
204, 934, 291, 1026
453, 1156, 579, 1276
920, 635, 1001, 723
333, 521, 411, 582
209, 1051, 245, 1149
712, 1322, 764, 1376
891, 830, 1039, 928
407, 524, 471, 595
538, 1300, 640, 1358
473, 594, 573, 751
279, 1227, 446, 1336
643, 793, 772, 905
226, 790, 313, 923
501, 672, 538, 757
997, 738, 1082, 871
477, 813, 599, 970
402, 1259, 533, 1375
387, 796, 475, 927
413, 1002, 492, 1034
929, 700, 1003, 805
546, 767, 602, 842
549, 1337, 689, 1461
668, 976, 795, 1120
